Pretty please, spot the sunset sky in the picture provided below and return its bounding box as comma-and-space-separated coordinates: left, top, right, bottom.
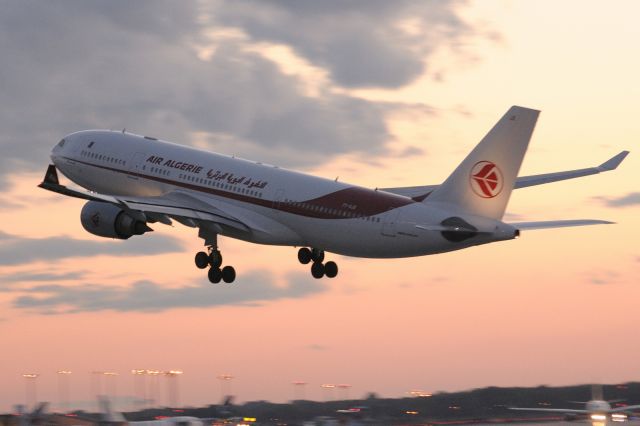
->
1, 0, 638, 413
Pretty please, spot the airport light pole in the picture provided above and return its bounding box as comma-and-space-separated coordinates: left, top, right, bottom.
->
103, 372, 118, 409
164, 370, 183, 408
22, 373, 39, 408
292, 381, 307, 401
91, 371, 105, 412
217, 374, 234, 401
131, 369, 147, 410
146, 370, 161, 408
337, 384, 351, 400
57, 370, 72, 413
321, 384, 335, 402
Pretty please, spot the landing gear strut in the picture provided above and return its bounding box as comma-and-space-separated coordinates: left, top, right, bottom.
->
195, 229, 236, 284
298, 247, 338, 279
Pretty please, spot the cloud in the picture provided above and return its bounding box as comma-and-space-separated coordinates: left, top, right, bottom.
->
595, 192, 640, 208
0, 271, 87, 289
0, 196, 26, 210
0, 231, 184, 266
12, 271, 325, 314
0, 1, 488, 189
587, 270, 619, 285
306, 344, 328, 352
213, 1, 477, 88
395, 146, 426, 158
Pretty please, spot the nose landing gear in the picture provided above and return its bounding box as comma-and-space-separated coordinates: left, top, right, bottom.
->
298, 248, 338, 279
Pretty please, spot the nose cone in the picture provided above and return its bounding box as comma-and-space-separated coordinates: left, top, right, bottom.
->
50, 136, 70, 165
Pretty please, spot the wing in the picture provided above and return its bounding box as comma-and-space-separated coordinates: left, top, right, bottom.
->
38, 165, 249, 232
508, 407, 588, 414
514, 151, 629, 188
609, 404, 640, 413
380, 151, 629, 199
378, 185, 438, 201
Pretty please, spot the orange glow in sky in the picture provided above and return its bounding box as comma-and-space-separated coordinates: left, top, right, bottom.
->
0, 0, 638, 412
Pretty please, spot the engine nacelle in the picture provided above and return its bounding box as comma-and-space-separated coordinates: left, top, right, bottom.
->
80, 201, 152, 239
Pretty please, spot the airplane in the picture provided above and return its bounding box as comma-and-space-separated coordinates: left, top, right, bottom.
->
509, 384, 640, 422
39, 106, 629, 284
98, 396, 247, 426
99, 397, 204, 426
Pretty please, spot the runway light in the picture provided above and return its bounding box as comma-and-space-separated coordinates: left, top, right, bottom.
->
612, 413, 627, 422
405, 411, 419, 415
408, 390, 432, 398
590, 414, 607, 421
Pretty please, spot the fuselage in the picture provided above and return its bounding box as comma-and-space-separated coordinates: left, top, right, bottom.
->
51, 130, 512, 258
586, 400, 612, 413
131, 417, 203, 426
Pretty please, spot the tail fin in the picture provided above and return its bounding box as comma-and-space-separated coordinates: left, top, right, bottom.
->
427, 106, 540, 219
592, 384, 604, 401
98, 396, 126, 424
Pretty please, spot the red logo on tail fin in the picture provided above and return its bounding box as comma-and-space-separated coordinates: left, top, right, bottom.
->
469, 161, 503, 198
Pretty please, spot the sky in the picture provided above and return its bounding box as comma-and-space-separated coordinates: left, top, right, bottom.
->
1, 0, 639, 413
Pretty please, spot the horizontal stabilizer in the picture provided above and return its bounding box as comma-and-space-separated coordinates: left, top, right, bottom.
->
511, 219, 613, 230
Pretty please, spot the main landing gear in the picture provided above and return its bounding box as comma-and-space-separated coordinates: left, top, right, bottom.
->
195, 230, 236, 284
297, 247, 338, 279
195, 249, 236, 284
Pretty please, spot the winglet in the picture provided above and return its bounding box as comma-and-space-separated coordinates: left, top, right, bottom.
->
598, 151, 629, 171
41, 164, 59, 186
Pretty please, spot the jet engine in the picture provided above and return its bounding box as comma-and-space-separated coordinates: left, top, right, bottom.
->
80, 201, 152, 239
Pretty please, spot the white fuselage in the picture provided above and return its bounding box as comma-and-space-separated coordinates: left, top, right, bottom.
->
51, 130, 514, 258
131, 417, 204, 426
586, 400, 612, 412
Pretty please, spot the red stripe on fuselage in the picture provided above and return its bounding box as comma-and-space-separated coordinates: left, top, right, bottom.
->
64, 157, 415, 219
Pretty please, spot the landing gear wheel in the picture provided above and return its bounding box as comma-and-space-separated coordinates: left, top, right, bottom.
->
298, 247, 312, 264
208, 267, 222, 284
311, 261, 325, 279
221, 266, 236, 283
324, 261, 338, 278
195, 251, 209, 269
311, 248, 325, 263
209, 250, 223, 268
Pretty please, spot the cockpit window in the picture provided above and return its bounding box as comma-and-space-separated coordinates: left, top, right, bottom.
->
57, 139, 65, 147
